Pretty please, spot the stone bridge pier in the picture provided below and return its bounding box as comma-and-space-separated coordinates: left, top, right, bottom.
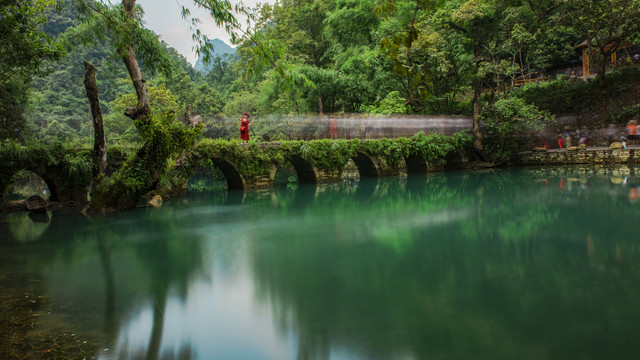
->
184, 149, 441, 192
1, 165, 90, 204
2, 138, 468, 205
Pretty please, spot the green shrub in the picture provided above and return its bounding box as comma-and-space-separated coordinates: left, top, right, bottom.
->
511, 67, 640, 116
362, 91, 410, 115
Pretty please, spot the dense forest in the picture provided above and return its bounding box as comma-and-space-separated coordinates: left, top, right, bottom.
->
1, 0, 640, 212
2, 0, 639, 146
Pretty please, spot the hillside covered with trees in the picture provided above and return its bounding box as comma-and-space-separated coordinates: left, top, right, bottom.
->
1, 0, 640, 212
2, 0, 639, 146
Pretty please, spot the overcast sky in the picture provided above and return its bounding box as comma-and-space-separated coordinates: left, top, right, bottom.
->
136, 0, 267, 65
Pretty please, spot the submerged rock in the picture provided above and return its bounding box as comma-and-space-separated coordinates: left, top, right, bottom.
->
26, 195, 48, 212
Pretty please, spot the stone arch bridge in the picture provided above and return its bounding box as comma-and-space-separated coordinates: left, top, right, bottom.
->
1, 137, 467, 204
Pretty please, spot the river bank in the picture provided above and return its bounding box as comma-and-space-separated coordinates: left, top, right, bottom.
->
516, 145, 640, 166
2, 143, 640, 215
0, 271, 98, 359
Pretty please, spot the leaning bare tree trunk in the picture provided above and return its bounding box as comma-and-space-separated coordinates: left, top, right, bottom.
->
121, 0, 150, 121
84, 61, 107, 179
120, 45, 151, 120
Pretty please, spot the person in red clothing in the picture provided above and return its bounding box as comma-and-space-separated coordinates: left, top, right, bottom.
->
239, 113, 250, 141
328, 117, 337, 139
626, 120, 637, 135
557, 133, 564, 149
627, 120, 639, 145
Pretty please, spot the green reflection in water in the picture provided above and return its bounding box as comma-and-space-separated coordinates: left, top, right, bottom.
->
2, 211, 51, 243
1, 166, 640, 360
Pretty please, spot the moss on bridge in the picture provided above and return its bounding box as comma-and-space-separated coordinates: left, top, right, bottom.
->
186, 131, 469, 182
1, 131, 470, 205
0, 141, 93, 203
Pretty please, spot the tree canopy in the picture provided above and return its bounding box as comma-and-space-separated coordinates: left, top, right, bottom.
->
1, 0, 639, 181
0, 0, 64, 140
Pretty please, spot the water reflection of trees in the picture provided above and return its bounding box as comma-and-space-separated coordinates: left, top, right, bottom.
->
247, 167, 640, 359
1, 206, 209, 360
3, 165, 640, 359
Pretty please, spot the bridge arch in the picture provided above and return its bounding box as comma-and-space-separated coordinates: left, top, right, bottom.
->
41, 176, 59, 201
2, 168, 61, 202
351, 152, 379, 178
210, 158, 245, 190
287, 155, 317, 183
405, 153, 428, 174
186, 154, 276, 191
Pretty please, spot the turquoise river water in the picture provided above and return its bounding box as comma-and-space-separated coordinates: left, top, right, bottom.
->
2, 166, 640, 360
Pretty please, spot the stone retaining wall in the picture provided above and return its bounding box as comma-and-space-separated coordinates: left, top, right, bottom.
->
517, 147, 640, 166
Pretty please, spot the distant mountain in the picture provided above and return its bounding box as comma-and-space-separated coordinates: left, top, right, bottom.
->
193, 39, 236, 73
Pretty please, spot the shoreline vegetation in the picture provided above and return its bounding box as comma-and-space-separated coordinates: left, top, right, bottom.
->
2, 140, 640, 216
3, 0, 640, 213
2, 0, 640, 357
0, 132, 470, 214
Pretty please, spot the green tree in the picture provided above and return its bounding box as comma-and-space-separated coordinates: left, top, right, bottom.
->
26, 40, 127, 143
237, 0, 329, 114
362, 90, 410, 114
203, 54, 238, 92
480, 96, 552, 163
192, 84, 224, 116
562, 0, 640, 88
326, 0, 400, 112
69, 0, 237, 212
0, 0, 64, 140
377, 0, 440, 112
522, 0, 580, 73
444, 0, 505, 153
0, 0, 64, 83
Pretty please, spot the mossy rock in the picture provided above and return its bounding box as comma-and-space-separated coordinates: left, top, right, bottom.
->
577, 144, 587, 150
148, 194, 163, 208
610, 142, 624, 150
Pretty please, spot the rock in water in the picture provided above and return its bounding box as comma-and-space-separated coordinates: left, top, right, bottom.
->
26, 195, 48, 212
148, 195, 163, 208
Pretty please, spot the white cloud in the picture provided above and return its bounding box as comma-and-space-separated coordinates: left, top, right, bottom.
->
137, 0, 268, 65
159, 24, 198, 64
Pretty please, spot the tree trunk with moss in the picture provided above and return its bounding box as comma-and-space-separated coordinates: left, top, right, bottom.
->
83, 62, 107, 180
86, 0, 157, 213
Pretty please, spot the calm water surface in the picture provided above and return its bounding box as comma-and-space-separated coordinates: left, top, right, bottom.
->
2, 166, 640, 359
